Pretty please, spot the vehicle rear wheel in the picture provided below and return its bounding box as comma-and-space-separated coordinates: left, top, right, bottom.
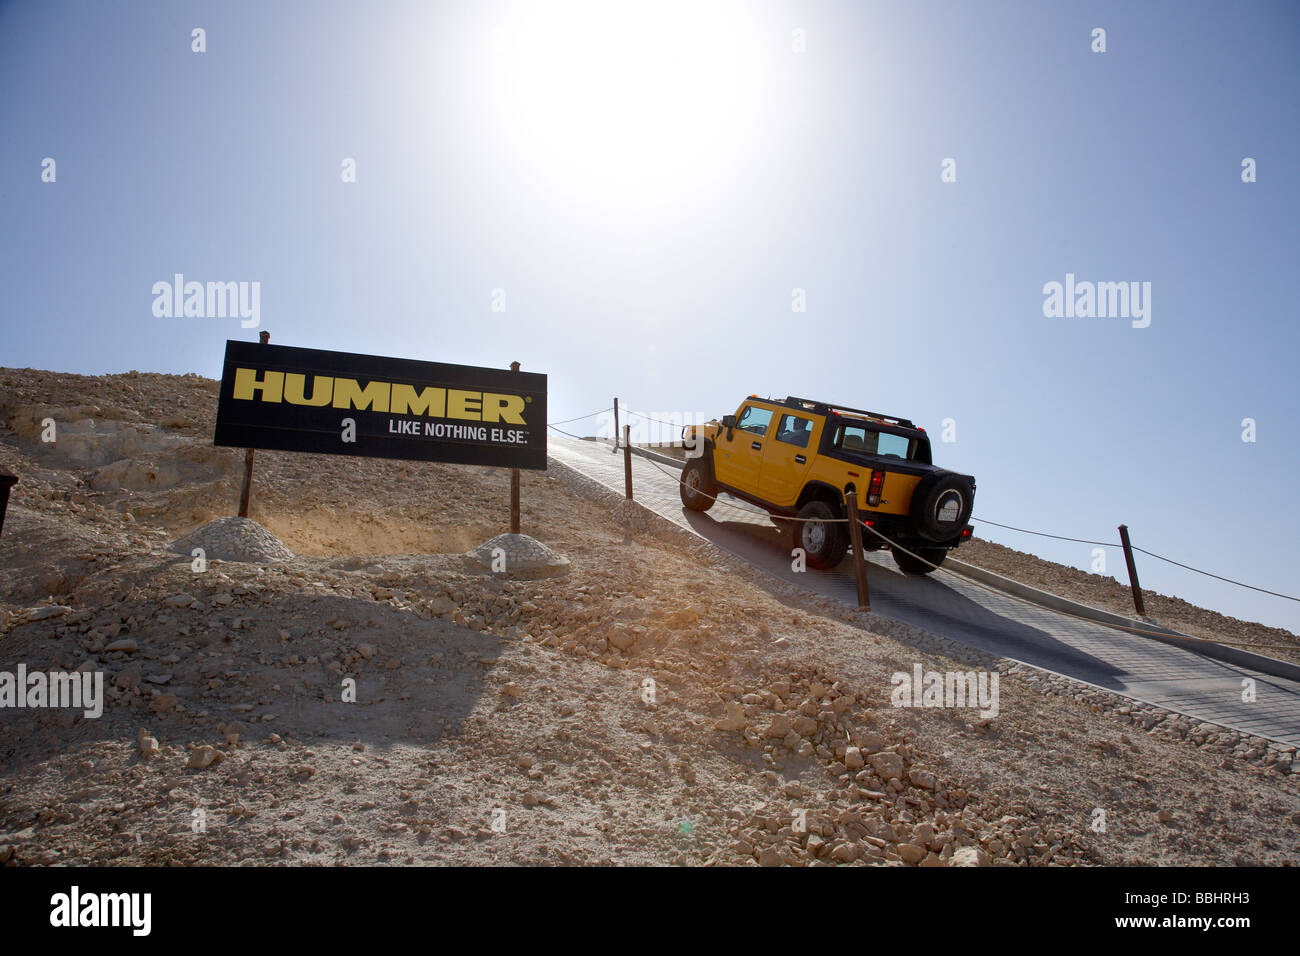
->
680, 457, 716, 512
891, 546, 947, 575
794, 501, 848, 570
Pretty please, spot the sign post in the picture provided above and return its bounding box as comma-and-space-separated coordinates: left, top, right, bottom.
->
509, 360, 521, 534
237, 330, 270, 516
844, 490, 871, 611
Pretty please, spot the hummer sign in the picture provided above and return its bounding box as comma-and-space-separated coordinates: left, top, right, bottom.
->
214, 341, 547, 469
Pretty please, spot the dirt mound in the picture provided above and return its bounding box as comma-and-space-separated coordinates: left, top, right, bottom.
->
466, 533, 570, 577
170, 517, 294, 563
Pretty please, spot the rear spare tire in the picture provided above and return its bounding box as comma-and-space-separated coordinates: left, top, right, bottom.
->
910, 472, 974, 543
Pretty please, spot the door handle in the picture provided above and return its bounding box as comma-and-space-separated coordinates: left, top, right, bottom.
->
751, 441, 762, 451
794, 454, 806, 464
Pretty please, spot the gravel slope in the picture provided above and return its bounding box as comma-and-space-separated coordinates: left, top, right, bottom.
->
0, 368, 1297, 866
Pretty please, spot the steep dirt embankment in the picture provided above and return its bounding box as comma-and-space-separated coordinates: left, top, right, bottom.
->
0, 367, 1297, 867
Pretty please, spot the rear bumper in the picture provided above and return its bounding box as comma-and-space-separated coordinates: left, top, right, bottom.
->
857, 513, 973, 551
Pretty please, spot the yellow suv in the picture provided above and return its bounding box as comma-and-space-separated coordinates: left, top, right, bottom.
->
680, 396, 975, 573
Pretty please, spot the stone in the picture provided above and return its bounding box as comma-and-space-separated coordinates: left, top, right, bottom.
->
27, 605, 71, 622
909, 769, 937, 790
137, 729, 160, 758
859, 732, 889, 753
898, 843, 926, 865
104, 638, 138, 653
714, 702, 746, 731
950, 847, 990, 867
830, 842, 858, 863
607, 627, 636, 651
869, 752, 904, 782
163, 594, 194, 608
844, 747, 865, 770
766, 714, 792, 738
187, 746, 222, 769
792, 715, 818, 736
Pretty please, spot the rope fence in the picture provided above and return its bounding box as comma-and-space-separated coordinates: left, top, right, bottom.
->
547, 413, 1299, 620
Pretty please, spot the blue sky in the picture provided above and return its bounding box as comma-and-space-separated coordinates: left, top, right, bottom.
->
3, 0, 1298, 632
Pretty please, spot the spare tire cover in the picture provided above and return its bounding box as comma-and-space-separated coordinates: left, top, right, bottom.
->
911, 471, 974, 542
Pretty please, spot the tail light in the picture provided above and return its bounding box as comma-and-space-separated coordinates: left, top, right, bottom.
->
867, 468, 886, 507
961, 525, 973, 540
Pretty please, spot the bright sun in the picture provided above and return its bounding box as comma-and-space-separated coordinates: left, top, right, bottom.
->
484, 0, 768, 216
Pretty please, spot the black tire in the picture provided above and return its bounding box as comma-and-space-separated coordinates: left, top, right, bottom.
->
891, 546, 947, 575
794, 500, 848, 570
680, 457, 716, 512
910, 471, 974, 543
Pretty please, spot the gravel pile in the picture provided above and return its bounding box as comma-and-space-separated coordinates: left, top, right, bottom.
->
466, 532, 570, 577
169, 516, 293, 563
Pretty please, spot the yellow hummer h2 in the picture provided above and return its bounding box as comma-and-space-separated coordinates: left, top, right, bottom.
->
680, 396, 975, 573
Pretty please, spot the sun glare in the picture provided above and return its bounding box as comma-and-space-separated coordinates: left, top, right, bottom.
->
485, 0, 768, 217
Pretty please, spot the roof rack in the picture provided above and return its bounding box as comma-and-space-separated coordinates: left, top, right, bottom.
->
782, 396, 915, 429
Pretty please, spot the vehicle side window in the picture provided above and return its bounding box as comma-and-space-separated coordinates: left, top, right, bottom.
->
775, 414, 812, 448
837, 425, 876, 454
876, 432, 910, 458
736, 405, 773, 437
836, 426, 914, 459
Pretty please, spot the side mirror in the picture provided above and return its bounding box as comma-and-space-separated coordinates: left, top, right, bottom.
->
721, 415, 736, 429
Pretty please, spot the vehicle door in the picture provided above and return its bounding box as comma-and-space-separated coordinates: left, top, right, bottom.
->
757, 412, 819, 506
712, 403, 774, 491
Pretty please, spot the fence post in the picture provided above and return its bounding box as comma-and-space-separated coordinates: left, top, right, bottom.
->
844, 489, 871, 611
509, 361, 522, 534
0, 468, 17, 539
237, 329, 270, 517
623, 425, 633, 498
613, 398, 620, 451
1118, 524, 1145, 616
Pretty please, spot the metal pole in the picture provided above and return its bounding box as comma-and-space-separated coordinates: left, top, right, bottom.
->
237, 330, 270, 518
1118, 524, 1145, 616
0, 468, 17, 539
844, 489, 871, 611
510, 361, 521, 534
613, 397, 620, 452
623, 425, 632, 499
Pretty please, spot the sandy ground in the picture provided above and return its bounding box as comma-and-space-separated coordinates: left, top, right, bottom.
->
1, 368, 1298, 866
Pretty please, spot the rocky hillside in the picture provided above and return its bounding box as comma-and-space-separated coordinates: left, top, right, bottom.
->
1, 367, 1297, 866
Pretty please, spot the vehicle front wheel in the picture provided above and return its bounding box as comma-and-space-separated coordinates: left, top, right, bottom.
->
794, 501, 848, 570
891, 546, 947, 575
680, 457, 716, 512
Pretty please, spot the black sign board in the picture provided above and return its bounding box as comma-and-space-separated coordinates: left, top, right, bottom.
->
214, 341, 547, 469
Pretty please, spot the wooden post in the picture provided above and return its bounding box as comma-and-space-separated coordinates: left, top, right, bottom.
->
844, 489, 871, 611
1118, 524, 1145, 616
237, 330, 270, 517
623, 424, 632, 499
613, 397, 620, 451
0, 468, 17, 539
510, 361, 521, 534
